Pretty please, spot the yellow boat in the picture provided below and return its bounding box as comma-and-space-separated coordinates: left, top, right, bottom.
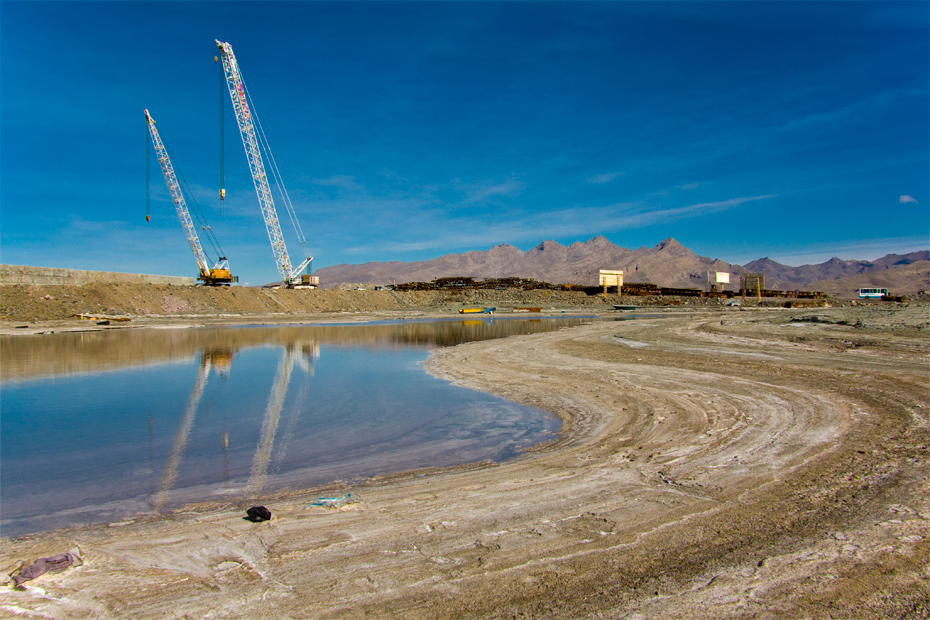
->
459, 307, 496, 314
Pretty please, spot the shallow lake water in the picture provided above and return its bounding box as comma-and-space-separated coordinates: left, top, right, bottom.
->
1, 317, 591, 537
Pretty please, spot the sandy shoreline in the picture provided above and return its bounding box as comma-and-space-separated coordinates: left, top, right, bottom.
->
1, 306, 928, 618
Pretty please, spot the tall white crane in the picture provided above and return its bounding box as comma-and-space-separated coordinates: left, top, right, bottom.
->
215, 40, 315, 288
145, 109, 236, 286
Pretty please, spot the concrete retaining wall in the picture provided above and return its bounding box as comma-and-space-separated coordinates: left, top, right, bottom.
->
0, 265, 195, 286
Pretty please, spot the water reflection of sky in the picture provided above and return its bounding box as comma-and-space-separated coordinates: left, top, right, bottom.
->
0, 318, 590, 538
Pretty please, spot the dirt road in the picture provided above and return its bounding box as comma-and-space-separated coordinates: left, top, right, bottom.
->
1, 306, 928, 618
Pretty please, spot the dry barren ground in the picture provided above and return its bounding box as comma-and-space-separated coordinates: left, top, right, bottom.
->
1, 304, 928, 619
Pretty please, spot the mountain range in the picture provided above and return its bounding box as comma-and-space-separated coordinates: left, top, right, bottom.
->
315, 237, 930, 294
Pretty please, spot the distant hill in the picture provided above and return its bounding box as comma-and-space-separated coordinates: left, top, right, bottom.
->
314, 239, 929, 295
805, 260, 929, 296
318, 237, 739, 290
742, 251, 930, 290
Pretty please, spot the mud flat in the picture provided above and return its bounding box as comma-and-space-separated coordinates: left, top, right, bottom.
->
1, 305, 928, 618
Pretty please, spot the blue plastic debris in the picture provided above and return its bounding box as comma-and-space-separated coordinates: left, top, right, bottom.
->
306, 493, 360, 509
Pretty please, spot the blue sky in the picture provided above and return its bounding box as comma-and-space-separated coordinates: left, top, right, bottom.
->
2, 1, 927, 286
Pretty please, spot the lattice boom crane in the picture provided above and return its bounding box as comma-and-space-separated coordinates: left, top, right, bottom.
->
145, 109, 236, 286
215, 39, 315, 287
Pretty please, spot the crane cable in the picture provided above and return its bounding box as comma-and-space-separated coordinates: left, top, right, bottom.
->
145, 119, 151, 222
258, 120, 309, 254
246, 83, 304, 245
160, 136, 228, 264
180, 174, 226, 261
218, 55, 225, 215
241, 80, 311, 257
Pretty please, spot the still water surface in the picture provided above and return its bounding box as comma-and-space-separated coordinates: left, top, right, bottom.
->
1, 317, 591, 537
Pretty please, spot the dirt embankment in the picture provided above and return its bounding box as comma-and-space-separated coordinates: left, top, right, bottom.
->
0, 283, 630, 323
7, 281, 913, 328
0, 305, 927, 618
0, 283, 421, 322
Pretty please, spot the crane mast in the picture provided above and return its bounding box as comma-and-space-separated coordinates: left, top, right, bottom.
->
215, 39, 313, 287
145, 109, 236, 286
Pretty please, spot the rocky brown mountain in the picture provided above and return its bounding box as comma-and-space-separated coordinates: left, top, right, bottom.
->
314, 238, 929, 293
743, 251, 930, 290
805, 260, 929, 296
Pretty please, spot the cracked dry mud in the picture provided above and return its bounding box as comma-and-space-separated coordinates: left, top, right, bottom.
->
1, 307, 928, 619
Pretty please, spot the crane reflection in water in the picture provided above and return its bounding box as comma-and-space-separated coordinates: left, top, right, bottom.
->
152, 343, 319, 511
0, 317, 588, 537
247, 342, 317, 496
153, 348, 233, 512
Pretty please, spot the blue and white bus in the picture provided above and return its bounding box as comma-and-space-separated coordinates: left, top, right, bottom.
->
857, 288, 888, 299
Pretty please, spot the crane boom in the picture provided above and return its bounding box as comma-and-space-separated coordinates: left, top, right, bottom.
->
215, 39, 313, 287
145, 109, 236, 286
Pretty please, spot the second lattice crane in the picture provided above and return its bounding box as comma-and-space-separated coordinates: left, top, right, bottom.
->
145, 109, 237, 286
215, 40, 316, 288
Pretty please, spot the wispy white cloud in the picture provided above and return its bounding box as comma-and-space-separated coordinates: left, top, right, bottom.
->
668, 194, 776, 215
344, 194, 777, 256
459, 179, 526, 203
679, 182, 700, 190
588, 194, 777, 232
774, 86, 906, 137
900, 194, 918, 204
586, 171, 625, 184
311, 175, 364, 193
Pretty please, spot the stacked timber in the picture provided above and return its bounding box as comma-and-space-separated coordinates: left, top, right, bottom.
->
622, 283, 661, 296
659, 287, 704, 297
395, 277, 565, 292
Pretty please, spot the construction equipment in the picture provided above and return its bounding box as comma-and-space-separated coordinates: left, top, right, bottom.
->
215, 40, 315, 288
144, 109, 237, 286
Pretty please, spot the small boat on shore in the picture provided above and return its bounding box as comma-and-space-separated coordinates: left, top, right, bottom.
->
613, 305, 638, 311
459, 307, 496, 314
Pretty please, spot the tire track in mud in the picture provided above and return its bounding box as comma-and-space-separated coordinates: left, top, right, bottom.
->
417, 313, 929, 619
